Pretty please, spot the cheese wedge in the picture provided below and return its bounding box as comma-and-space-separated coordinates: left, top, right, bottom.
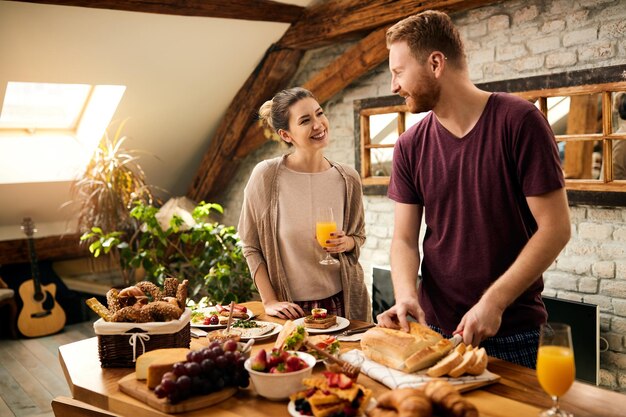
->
135, 348, 190, 387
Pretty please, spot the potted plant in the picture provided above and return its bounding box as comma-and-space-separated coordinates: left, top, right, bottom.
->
81, 199, 257, 304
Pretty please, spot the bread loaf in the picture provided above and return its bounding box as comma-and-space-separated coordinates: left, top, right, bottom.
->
426, 350, 462, 377
426, 345, 488, 378
361, 322, 452, 373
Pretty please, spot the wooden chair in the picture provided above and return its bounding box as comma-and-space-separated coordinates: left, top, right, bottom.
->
51, 396, 120, 417
0, 276, 18, 339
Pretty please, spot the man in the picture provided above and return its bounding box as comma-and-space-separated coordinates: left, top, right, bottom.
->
376, 10, 571, 368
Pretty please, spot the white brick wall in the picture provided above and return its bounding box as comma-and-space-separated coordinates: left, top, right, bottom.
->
221, 0, 626, 392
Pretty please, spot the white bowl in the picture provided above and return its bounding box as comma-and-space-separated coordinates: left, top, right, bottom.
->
244, 351, 317, 401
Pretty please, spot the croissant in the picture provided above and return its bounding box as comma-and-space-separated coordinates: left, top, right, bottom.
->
374, 388, 432, 417
422, 380, 478, 417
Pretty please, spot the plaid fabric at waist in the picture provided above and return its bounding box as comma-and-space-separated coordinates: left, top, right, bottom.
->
429, 324, 540, 369
295, 291, 344, 317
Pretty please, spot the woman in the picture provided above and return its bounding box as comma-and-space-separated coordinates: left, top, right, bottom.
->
238, 87, 371, 321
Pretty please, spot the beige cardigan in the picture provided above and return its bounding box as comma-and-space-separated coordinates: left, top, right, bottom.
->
238, 155, 372, 321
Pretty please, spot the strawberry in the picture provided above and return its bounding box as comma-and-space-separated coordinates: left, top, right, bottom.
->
269, 363, 287, 373
337, 374, 353, 389
250, 349, 267, 372
267, 348, 283, 367
322, 371, 352, 388
285, 356, 306, 372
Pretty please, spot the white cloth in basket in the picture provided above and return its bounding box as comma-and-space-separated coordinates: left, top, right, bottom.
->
340, 349, 500, 389
93, 308, 191, 335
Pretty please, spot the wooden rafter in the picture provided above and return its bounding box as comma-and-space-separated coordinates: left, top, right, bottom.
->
14, 0, 304, 23
187, 46, 303, 203
278, 0, 497, 50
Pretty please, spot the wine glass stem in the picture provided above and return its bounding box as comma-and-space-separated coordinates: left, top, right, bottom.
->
552, 395, 560, 411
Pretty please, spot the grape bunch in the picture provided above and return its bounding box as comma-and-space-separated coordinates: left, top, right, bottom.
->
153, 339, 250, 404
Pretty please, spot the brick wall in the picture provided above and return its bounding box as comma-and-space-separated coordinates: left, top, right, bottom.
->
220, 0, 626, 391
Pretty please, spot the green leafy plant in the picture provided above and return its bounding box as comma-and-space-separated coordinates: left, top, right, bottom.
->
80, 201, 256, 304
70, 119, 155, 235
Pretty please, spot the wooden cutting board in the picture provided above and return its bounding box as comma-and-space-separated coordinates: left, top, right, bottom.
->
118, 373, 237, 414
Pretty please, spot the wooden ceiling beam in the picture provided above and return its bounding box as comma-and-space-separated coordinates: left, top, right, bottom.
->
278, 0, 498, 50
15, 0, 304, 23
187, 46, 303, 203
0, 233, 88, 265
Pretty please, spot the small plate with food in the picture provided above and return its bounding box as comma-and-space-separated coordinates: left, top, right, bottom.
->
190, 303, 254, 328
293, 309, 349, 334
232, 320, 283, 341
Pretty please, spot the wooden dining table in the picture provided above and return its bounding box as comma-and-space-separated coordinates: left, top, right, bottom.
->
56, 301, 626, 417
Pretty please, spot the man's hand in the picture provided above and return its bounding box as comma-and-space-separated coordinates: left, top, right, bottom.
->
264, 300, 306, 320
454, 298, 504, 346
376, 298, 426, 332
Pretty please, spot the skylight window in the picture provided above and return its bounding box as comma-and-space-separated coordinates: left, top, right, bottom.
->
0, 82, 91, 130
0, 82, 125, 184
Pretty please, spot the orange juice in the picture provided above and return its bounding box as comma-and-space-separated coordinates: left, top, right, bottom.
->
536, 345, 575, 397
316, 221, 336, 248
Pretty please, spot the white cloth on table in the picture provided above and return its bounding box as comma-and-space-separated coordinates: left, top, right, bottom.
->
340, 349, 500, 390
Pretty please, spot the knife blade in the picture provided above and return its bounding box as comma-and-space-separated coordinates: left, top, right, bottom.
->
339, 323, 376, 336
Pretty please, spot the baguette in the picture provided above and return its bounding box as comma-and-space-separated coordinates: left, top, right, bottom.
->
447, 349, 477, 378
466, 347, 487, 375
404, 339, 453, 373
360, 322, 449, 373
426, 350, 463, 377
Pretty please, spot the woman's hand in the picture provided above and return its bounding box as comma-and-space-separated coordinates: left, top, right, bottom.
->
323, 231, 355, 254
263, 300, 306, 320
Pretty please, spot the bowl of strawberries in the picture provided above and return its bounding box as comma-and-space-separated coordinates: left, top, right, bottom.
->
244, 348, 316, 400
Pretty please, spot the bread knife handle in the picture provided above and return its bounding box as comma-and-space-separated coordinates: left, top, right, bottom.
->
341, 323, 376, 336
450, 333, 463, 347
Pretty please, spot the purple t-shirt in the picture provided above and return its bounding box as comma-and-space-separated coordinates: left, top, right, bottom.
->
388, 93, 565, 336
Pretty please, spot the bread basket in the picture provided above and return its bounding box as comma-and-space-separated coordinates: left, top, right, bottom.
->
93, 308, 191, 368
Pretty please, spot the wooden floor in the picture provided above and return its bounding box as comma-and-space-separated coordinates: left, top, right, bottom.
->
0, 319, 96, 417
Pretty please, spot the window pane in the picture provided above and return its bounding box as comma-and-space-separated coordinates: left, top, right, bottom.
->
369, 113, 398, 145
370, 148, 393, 177
561, 139, 602, 180
0, 82, 91, 129
613, 139, 626, 180
548, 94, 602, 135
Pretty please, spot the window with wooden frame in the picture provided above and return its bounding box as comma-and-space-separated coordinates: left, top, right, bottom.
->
354, 64, 626, 206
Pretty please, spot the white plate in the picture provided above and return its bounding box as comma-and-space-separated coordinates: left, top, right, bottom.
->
237, 322, 283, 341
190, 306, 255, 328
288, 398, 375, 417
292, 316, 350, 334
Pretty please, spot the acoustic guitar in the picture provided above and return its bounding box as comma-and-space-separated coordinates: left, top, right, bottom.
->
17, 217, 66, 338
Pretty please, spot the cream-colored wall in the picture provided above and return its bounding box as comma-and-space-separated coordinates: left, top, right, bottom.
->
221, 0, 626, 392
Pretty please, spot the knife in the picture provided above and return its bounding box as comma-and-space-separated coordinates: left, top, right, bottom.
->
339, 323, 377, 336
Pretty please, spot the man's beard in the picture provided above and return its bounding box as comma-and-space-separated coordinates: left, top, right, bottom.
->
406, 82, 440, 114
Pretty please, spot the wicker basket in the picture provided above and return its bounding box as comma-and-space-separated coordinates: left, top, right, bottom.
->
94, 309, 191, 368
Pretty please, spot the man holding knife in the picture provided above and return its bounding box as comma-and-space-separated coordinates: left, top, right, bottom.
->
376, 11, 571, 368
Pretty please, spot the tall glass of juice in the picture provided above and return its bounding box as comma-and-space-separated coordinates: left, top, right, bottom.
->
536, 322, 575, 417
316, 207, 339, 265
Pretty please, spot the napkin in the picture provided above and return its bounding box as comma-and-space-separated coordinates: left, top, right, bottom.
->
340, 349, 500, 390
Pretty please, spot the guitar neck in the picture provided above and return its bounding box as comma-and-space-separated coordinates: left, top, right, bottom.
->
26, 236, 43, 297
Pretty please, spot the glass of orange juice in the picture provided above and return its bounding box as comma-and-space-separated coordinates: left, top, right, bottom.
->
536, 322, 575, 417
316, 207, 339, 265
